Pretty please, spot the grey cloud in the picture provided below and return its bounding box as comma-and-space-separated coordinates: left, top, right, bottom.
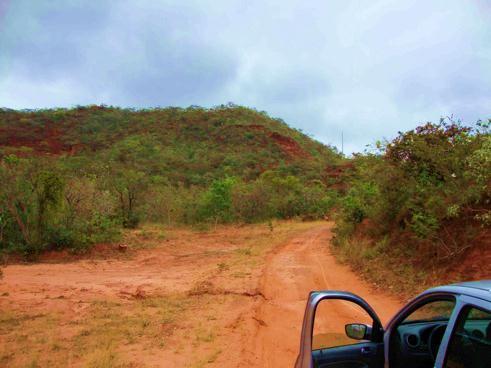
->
0, 0, 490, 153
1, 1, 111, 80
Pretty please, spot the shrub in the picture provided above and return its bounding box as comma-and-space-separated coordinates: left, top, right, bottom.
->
231, 180, 273, 222
197, 177, 237, 223
0, 157, 120, 255
335, 120, 490, 265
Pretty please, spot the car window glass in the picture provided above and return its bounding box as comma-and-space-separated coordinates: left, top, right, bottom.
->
401, 300, 455, 324
444, 306, 491, 368
312, 299, 373, 350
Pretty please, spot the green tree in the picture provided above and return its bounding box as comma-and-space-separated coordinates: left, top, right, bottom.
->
34, 170, 64, 236
198, 177, 237, 223
0, 155, 35, 246
105, 135, 162, 228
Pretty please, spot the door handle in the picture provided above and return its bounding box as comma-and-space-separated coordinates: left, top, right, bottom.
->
361, 346, 375, 356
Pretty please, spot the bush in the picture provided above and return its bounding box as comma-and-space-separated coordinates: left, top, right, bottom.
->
341, 182, 378, 223
197, 177, 237, 223
231, 180, 273, 222
0, 158, 120, 255
335, 120, 490, 264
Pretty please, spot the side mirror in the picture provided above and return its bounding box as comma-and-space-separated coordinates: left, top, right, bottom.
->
345, 323, 370, 340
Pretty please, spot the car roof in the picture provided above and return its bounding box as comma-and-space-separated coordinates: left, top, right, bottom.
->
452, 280, 491, 292
424, 279, 491, 302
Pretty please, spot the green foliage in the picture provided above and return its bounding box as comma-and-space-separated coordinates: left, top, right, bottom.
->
409, 211, 439, 238
0, 105, 342, 254
467, 134, 491, 191
198, 177, 237, 223
231, 180, 273, 222
35, 170, 65, 231
336, 119, 490, 264
341, 181, 378, 223
0, 156, 119, 255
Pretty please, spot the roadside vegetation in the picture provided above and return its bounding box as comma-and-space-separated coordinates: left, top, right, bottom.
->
333, 119, 490, 295
0, 105, 341, 257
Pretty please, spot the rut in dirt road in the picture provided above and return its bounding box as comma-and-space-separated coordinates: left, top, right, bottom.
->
246, 223, 402, 368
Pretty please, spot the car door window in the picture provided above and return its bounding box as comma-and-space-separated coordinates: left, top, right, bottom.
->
444, 306, 491, 368
297, 293, 385, 368
389, 298, 456, 368
313, 299, 374, 350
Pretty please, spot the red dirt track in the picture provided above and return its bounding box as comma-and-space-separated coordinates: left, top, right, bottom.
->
0, 222, 401, 367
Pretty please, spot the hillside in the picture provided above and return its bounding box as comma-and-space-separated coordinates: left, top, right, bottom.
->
0, 105, 342, 255
0, 105, 340, 185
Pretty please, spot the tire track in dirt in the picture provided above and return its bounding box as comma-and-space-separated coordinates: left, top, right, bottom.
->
245, 223, 402, 367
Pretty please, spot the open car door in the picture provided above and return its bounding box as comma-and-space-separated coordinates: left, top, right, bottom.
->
295, 291, 385, 368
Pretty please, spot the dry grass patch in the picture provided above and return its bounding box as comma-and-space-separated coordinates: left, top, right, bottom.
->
333, 236, 433, 298
0, 294, 192, 367
121, 224, 170, 250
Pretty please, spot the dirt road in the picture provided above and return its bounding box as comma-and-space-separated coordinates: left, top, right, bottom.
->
0, 222, 401, 367
248, 224, 402, 367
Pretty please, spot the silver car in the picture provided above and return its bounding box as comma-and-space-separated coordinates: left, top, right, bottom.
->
295, 280, 491, 368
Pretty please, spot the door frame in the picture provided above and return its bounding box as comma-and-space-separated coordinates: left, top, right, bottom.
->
296, 290, 384, 368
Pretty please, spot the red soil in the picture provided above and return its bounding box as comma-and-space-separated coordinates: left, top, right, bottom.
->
268, 131, 310, 159
0, 223, 402, 367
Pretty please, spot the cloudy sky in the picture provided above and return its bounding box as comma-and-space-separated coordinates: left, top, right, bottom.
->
0, 0, 490, 153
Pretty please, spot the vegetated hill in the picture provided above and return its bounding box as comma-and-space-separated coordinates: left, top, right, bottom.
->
0, 104, 343, 255
0, 104, 340, 185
